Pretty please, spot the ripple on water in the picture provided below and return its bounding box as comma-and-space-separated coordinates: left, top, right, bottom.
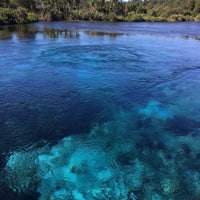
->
1, 22, 200, 200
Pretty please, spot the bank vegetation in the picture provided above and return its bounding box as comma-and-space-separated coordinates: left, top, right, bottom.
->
1, 0, 200, 25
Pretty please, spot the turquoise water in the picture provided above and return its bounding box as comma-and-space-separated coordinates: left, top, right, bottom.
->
0, 22, 200, 200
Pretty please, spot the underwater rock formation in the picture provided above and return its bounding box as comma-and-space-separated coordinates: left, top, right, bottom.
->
139, 100, 173, 121
4, 102, 200, 200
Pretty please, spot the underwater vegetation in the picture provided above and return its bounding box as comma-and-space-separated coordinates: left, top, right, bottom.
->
3, 100, 200, 200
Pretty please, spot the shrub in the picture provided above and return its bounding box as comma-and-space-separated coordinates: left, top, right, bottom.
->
70, 9, 104, 21
0, 8, 15, 25
13, 7, 28, 24
27, 12, 37, 22
125, 13, 145, 22
194, 14, 200, 21
168, 14, 186, 22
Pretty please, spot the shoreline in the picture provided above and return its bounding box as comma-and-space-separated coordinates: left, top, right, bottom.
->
1, 18, 200, 27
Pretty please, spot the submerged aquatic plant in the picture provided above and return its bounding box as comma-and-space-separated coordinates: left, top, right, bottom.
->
4, 101, 200, 200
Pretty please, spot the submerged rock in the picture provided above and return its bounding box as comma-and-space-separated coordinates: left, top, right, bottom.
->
4, 111, 200, 200
127, 190, 137, 200
72, 190, 86, 200
51, 189, 71, 200
150, 193, 163, 200
161, 178, 177, 195
139, 100, 173, 121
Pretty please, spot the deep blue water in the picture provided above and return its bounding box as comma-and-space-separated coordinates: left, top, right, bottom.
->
0, 22, 200, 200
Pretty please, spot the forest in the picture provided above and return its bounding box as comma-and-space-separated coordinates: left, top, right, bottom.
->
0, 0, 200, 25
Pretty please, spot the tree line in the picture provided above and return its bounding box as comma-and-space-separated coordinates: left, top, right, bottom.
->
0, 0, 200, 25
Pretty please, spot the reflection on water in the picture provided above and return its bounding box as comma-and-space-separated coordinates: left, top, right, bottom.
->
85, 30, 126, 37
42, 28, 79, 38
0, 25, 36, 40
0, 22, 200, 200
0, 24, 80, 40
1, 21, 200, 40
0, 26, 125, 41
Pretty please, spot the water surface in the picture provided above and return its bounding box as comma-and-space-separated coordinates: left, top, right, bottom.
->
0, 22, 200, 200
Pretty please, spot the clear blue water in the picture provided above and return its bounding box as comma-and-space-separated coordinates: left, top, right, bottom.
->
0, 22, 200, 200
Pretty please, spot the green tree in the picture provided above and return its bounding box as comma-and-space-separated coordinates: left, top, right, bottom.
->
194, 0, 200, 14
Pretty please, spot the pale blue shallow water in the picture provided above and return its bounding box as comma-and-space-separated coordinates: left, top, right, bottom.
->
0, 22, 200, 200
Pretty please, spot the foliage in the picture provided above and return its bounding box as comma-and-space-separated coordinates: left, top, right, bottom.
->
70, 8, 104, 21
0, 0, 200, 25
0, 8, 15, 25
